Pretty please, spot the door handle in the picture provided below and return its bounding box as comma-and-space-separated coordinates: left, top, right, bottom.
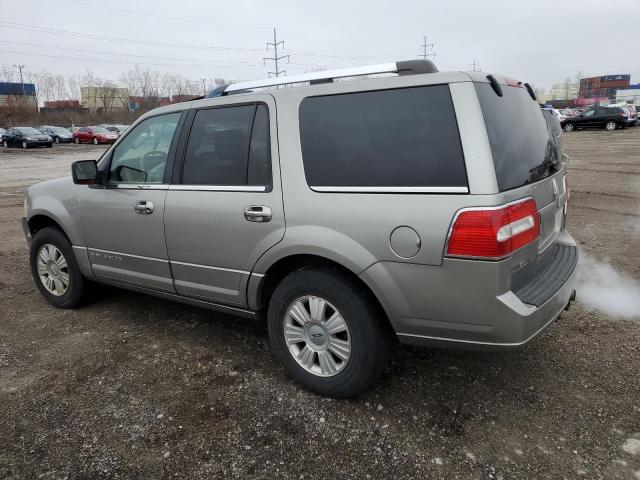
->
244, 205, 272, 222
134, 200, 154, 215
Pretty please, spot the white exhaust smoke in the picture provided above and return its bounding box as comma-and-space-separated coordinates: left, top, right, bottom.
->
575, 249, 640, 319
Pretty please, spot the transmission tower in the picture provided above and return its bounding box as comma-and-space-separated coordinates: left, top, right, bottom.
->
419, 36, 435, 60
264, 28, 289, 77
470, 59, 481, 72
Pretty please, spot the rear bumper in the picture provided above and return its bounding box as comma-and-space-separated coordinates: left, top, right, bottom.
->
360, 231, 578, 350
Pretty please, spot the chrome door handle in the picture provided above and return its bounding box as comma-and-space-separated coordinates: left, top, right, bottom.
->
244, 205, 272, 222
134, 200, 154, 215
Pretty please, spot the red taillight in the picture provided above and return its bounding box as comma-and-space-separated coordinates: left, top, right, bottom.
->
446, 198, 540, 259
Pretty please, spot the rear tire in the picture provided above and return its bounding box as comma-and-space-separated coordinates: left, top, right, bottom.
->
267, 267, 390, 398
29, 227, 88, 309
563, 122, 574, 132
605, 120, 617, 131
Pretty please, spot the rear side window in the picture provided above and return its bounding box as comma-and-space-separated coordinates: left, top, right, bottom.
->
299, 85, 467, 189
476, 83, 559, 191
182, 104, 271, 186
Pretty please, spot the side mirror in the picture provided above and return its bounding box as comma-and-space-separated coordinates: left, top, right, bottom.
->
72, 160, 98, 185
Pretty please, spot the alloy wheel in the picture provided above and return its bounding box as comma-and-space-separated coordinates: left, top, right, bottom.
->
605, 121, 616, 131
36, 243, 70, 296
564, 123, 574, 132
22, 141, 27, 149
283, 295, 351, 377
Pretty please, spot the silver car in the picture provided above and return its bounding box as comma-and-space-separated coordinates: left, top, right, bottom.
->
23, 60, 577, 397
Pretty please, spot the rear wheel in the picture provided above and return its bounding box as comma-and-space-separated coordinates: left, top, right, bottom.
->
74, 137, 80, 144
93, 137, 99, 145
563, 122, 574, 132
29, 227, 88, 308
267, 268, 390, 397
605, 120, 617, 131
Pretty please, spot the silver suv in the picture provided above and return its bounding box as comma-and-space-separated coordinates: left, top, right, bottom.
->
23, 60, 577, 397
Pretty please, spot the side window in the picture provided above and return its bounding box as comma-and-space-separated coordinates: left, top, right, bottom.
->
109, 112, 181, 184
299, 86, 467, 188
182, 104, 271, 186
583, 110, 595, 117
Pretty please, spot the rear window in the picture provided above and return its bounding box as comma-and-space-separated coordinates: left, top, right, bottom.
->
476, 83, 559, 191
299, 85, 467, 190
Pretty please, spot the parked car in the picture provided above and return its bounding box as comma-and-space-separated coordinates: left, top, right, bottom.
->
3, 127, 52, 148
38, 126, 74, 144
636, 106, 640, 126
100, 124, 123, 136
22, 61, 577, 397
0, 127, 5, 142
69, 126, 81, 133
73, 126, 119, 144
561, 106, 628, 132
541, 106, 563, 159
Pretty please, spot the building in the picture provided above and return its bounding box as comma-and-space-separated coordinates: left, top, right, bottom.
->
548, 82, 579, 100
0, 82, 38, 110
579, 74, 630, 101
81, 86, 129, 110
616, 87, 640, 104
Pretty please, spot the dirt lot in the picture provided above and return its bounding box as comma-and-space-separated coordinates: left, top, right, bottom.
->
1, 135, 639, 480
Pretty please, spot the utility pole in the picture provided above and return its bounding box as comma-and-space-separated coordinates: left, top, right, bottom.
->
13, 64, 28, 109
470, 59, 481, 72
201, 78, 207, 95
419, 36, 434, 60
264, 28, 289, 77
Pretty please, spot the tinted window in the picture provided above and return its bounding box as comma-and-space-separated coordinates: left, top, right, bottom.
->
299, 86, 467, 188
476, 83, 559, 192
182, 104, 271, 186
109, 112, 181, 184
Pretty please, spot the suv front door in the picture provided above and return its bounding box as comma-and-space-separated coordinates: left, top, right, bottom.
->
80, 111, 184, 291
164, 96, 284, 306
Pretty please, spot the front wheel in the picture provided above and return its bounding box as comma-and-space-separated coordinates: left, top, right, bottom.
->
22, 141, 28, 149
605, 120, 617, 131
29, 227, 88, 308
74, 137, 80, 144
267, 268, 390, 397
93, 137, 99, 145
55, 137, 60, 144
563, 122, 574, 132
2, 140, 7, 148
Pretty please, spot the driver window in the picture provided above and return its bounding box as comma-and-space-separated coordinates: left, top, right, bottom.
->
109, 112, 181, 184
583, 110, 595, 117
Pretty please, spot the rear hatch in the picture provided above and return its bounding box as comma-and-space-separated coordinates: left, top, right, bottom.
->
475, 79, 573, 306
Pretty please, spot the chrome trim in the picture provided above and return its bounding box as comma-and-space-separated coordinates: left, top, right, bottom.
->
108, 184, 170, 190
168, 185, 267, 192
227, 62, 398, 92
171, 260, 250, 275
87, 248, 169, 263
72, 245, 87, 252
311, 186, 469, 193
251, 272, 265, 278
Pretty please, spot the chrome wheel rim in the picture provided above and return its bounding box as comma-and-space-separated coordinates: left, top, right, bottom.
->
565, 124, 573, 132
606, 122, 616, 131
22, 142, 27, 149
283, 295, 351, 377
37, 244, 69, 296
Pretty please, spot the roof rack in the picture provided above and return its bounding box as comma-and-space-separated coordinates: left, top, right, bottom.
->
223, 59, 438, 94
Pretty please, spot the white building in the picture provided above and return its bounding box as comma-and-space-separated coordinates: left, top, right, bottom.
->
549, 83, 579, 100
616, 88, 640, 104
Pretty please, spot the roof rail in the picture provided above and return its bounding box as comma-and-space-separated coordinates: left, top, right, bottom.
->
224, 59, 438, 93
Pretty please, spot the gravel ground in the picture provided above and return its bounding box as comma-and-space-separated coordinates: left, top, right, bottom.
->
1, 134, 639, 479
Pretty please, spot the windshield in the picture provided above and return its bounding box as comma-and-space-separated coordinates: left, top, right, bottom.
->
475, 83, 559, 191
92, 126, 110, 133
53, 127, 70, 133
17, 127, 44, 135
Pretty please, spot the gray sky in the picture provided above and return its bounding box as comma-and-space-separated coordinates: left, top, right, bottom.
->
1, 0, 639, 90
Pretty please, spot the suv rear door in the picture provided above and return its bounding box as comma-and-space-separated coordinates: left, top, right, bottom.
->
163, 95, 284, 307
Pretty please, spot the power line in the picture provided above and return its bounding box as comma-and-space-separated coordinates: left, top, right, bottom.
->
263, 28, 289, 78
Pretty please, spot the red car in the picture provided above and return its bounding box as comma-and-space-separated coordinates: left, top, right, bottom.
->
73, 126, 119, 145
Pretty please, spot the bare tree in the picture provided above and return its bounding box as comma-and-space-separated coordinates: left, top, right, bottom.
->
0, 65, 15, 82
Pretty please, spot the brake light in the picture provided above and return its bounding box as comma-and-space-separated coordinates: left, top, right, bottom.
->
446, 198, 540, 259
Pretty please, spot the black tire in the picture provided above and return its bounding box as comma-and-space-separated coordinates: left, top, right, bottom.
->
267, 267, 390, 398
563, 122, 574, 132
29, 227, 87, 308
46, 143, 53, 148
